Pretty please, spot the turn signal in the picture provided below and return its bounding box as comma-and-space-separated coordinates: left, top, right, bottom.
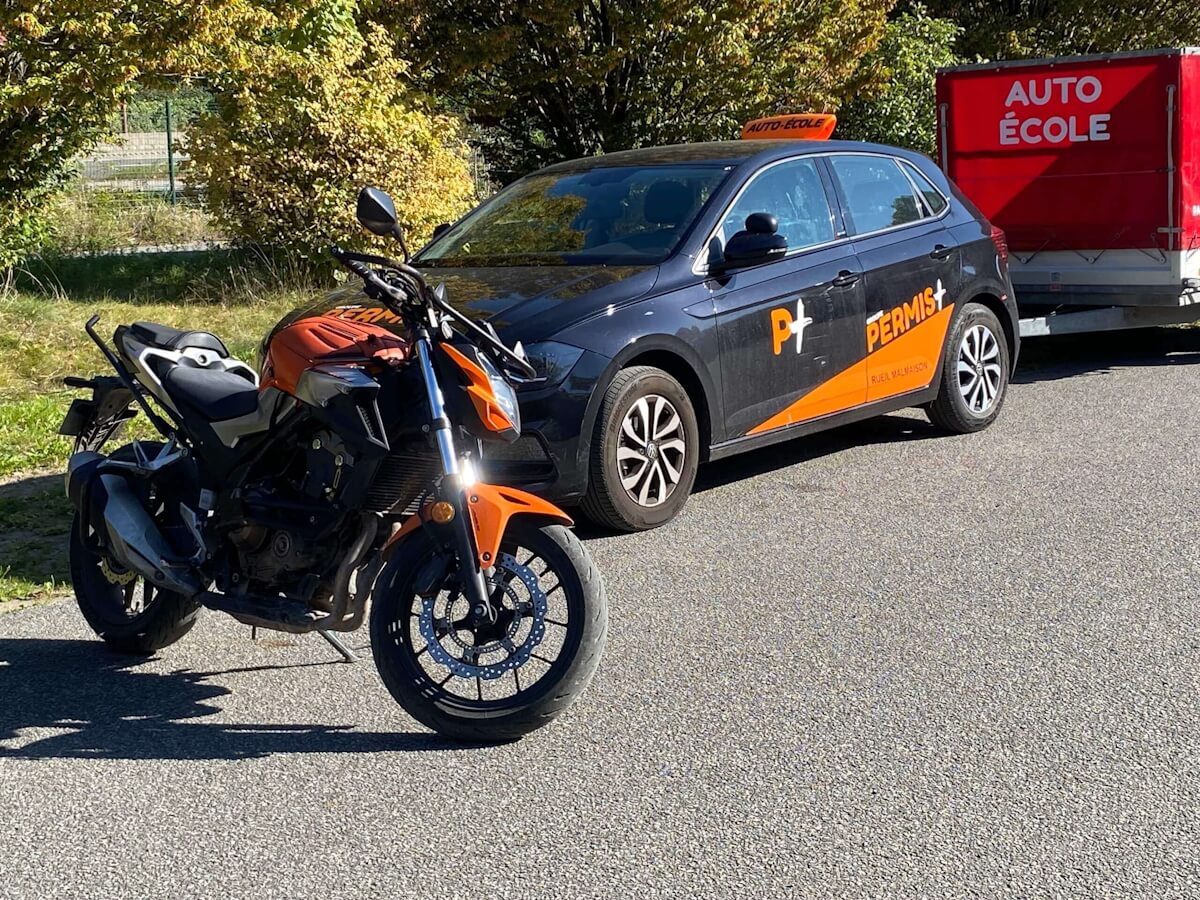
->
430, 501, 456, 524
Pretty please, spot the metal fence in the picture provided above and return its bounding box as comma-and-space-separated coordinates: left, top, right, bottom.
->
73, 97, 205, 206
71, 92, 494, 209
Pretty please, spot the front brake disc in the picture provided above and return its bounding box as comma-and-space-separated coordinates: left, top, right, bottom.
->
417, 552, 547, 681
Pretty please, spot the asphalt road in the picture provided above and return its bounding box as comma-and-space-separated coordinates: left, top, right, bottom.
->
2, 329, 1199, 898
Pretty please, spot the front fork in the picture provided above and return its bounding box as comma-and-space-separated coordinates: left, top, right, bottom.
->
414, 332, 496, 626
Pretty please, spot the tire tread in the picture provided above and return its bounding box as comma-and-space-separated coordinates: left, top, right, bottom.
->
580, 365, 698, 532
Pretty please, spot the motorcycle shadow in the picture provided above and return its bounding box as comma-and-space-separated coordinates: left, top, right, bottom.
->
0, 638, 467, 760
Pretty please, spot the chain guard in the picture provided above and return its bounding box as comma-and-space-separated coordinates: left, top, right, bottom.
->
417, 552, 548, 680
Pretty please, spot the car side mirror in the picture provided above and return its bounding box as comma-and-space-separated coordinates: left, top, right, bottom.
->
431, 222, 451, 240
719, 212, 787, 270
356, 186, 401, 238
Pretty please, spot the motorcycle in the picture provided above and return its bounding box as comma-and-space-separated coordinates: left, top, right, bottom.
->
59, 187, 607, 742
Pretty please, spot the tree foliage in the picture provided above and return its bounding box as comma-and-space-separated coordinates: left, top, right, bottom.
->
837, 5, 960, 154
0, 1, 274, 268
384, 0, 892, 178
186, 15, 475, 266
909, 0, 1200, 60
0, 0, 473, 271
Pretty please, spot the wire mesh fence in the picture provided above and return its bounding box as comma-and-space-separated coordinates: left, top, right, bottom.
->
72, 89, 213, 208
62, 88, 493, 253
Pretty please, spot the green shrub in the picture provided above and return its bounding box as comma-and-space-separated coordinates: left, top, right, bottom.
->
0, 199, 52, 275
836, 5, 962, 155
0, 1, 281, 274
187, 21, 476, 269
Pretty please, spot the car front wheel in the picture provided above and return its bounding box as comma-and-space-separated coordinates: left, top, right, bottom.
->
581, 366, 699, 532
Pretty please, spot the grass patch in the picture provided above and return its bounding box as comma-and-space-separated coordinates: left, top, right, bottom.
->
0, 395, 74, 477
1, 249, 321, 404
0, 485, 73, 606
18, 246, 317, 306
44, 189, 221, 254
0, 489, 74, 534
0, 289, 299, 401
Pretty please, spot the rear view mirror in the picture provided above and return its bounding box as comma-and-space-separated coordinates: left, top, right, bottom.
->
356, 186, 400, 237
431, 223, 451, 240
720, 212, 787, 270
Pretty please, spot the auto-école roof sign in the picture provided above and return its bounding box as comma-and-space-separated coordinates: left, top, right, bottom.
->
741, 113, 836, 140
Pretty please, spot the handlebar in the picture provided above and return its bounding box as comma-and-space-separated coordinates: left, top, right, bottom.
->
331, 246, 536, 378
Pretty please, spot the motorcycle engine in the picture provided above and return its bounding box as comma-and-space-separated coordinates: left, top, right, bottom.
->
230, 525, 320, 585
299, 430, 355, 501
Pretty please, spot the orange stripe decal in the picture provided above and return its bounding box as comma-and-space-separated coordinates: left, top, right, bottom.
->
747, 360, 866, 435
746, 304, 955, 436
866, 304, 953, 403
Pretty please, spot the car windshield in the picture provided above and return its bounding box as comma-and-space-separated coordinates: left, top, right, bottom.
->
417, 164, 731, 267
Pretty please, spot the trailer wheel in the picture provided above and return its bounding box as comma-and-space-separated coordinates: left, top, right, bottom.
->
926, 302, 1010, 434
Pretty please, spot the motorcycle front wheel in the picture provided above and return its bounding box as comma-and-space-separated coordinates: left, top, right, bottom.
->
369, 521, 607, 742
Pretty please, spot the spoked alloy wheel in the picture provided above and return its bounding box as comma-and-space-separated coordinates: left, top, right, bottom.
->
956, 323, 1003, 415
926, 302, 1010, 434
617, 393, 687, 508
370, 521, 607, 742
581, 366, 700, 532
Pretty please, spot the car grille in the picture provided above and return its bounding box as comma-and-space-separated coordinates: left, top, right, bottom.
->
480, 435, 555, 486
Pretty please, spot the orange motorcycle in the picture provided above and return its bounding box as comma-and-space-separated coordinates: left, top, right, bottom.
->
61, 188, 607, 742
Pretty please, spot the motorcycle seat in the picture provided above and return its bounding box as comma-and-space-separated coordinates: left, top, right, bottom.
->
129, 321, 230, 357
162, 365, 260, 422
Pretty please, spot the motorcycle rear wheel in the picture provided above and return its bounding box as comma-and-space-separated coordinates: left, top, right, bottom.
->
68, 442, 201, 655
70, 512, 202, 655
369, 521, 607, 742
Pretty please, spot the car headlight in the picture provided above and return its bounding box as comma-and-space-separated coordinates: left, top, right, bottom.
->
517, 341, 586, 390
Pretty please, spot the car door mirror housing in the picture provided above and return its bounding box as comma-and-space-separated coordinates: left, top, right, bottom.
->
718, 212, 788, 270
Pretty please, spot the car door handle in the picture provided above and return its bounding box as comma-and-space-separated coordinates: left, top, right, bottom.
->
930, 244, 954, 260
832, 270, 860, 288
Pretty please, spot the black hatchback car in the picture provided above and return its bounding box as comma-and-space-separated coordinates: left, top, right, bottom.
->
312, 138, 1019, 531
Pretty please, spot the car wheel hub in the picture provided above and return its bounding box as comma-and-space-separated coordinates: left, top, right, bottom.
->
956, 324, 1002, 415
616, 394, 686, 508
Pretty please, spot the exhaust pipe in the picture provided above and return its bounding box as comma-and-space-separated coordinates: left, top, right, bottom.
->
89, 470, 203, 598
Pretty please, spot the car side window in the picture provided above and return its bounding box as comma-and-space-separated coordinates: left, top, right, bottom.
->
829, 155, 924, 235
718, 157, 836, 253
899, 160, 949, 216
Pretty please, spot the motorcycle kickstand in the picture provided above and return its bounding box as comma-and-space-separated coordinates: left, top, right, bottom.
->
318, 629, 358, 664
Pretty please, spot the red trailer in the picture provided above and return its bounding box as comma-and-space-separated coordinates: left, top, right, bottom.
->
937, 48, 1200, 335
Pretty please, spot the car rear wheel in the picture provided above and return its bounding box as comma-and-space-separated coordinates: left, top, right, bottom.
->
581, 366, 699, 532
926, 302, 1010, 433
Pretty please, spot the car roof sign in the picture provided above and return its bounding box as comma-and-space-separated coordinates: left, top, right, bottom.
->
741, 113, 837, 141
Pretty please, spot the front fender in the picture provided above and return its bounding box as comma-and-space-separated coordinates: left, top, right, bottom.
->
381, 483, 572, 566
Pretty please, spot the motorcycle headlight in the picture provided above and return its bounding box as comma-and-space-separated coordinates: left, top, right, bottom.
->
477, 351, 522, 433
489, 372, 521, 433
517, 341, 585, 390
